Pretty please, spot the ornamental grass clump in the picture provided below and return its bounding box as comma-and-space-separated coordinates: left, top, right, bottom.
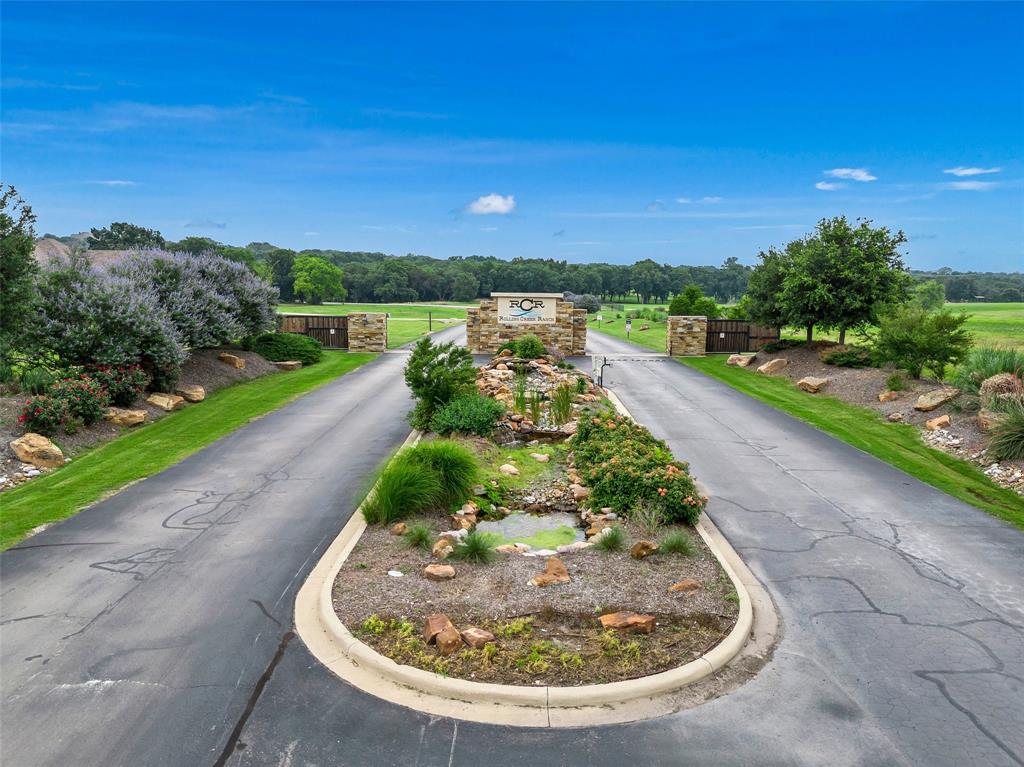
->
402, 522, 434, 551
361, 457, 442, 525
573, 411, 706, 525
989, 400, 1024, 461
550, 383, 575, 425
406, 440, 479, 509
449, 530, 498, 564
593, 525, 626, 552
660, 530, 697, 557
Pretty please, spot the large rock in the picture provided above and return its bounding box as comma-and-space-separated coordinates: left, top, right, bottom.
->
978, 409, 1005, 433
914, 388, 959, 412
390, 522, 407, 536
530, 452, 550, 463
435, 625, 463, 656
629, 540, 659, 560
570, 483, 591, 501
887, 412, 905, 423
598, 611, 655, 634
528, 556, 570, 587
146, 393, 185, 412
878, 390, 901, 402
925, 414, 951, 431
726, 354, 756, 367
498, 463, 520, 476
273, 360, 303, 371
175, 384, 206, 402
460, 627, 495, 649
669, 578, 701, 593
797, 376, 829, 393
218, 352, 246, 369
756, 358, 788, 375
432, 537, 455, 559
423, 613, 456, 644
449, 514, 476, 531
10, 433, 64, 469
105, 407, 146, 427
423, 563, 456, 581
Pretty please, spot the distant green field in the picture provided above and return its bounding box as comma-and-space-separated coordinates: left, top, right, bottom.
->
590, 316, 666, 352
277, 302, 467, 348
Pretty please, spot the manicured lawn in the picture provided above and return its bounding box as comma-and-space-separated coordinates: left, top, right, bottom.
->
679, 356, 1024, 530
591, 317, 667, 352
0, 351, 375, 550
277, 303, 466, 348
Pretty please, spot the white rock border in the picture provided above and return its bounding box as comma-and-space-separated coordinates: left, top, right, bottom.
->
294, 399, 778, 727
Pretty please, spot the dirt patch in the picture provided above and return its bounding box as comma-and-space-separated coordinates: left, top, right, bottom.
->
0, 346, 280, 492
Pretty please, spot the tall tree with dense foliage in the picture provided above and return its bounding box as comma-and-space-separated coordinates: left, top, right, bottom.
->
403, 337, 477, 429
290, 256, 345, 304
88, 221, 165, 249
0, 185, 38, 363
913, 280, 946, 310
668, 284, 721, 318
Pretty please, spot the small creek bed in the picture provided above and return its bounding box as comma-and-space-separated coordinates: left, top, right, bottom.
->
332, 433, 739, 686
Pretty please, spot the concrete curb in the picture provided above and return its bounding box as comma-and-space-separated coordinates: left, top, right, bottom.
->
295, 396, 777, 727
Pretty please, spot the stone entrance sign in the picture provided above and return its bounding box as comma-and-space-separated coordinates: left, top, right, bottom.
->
467, 293, 586, 355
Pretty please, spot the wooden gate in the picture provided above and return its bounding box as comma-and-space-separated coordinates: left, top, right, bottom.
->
278, 314, 349, 349
705, 319, 779, 353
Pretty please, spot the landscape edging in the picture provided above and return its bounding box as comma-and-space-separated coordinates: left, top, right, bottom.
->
294, 390, 772, 727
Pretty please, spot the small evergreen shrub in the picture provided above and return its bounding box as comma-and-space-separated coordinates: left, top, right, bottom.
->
248, 332, 323, 365
430, 394, 504, 437
449, 530, 498, 564
86, 364, 149, 405
406, 440, 479, 508
874, 304, 972, 379
499, 335, 547, 359
20, 367, 54, 395
762, 339, 805, 353
18, 395, 67, 436
593, 525, 626, 552
821, 346, 874, 368
885, 372, 910, 392
361, 457, 442, 525
660, 530, 697, 557
51, 376, 110, 425
404, 338, 476, 430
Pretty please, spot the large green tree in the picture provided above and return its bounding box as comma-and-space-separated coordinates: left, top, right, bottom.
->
89, 222, 165, 249
0, 185, 38, 362
668, 284, 721, 318
290, 255, 345, 304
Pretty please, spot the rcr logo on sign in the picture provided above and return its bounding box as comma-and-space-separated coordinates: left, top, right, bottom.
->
509, 298, 545, 313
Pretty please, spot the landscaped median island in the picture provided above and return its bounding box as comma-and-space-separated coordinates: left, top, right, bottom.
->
330, 335, 741, 688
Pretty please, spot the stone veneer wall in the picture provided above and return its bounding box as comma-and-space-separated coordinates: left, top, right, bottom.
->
347, 312, 388, 353
666, 316, 707, 356
466, 300, 587, 356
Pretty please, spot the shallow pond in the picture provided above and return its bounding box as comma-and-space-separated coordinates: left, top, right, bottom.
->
476, 511, 584, 550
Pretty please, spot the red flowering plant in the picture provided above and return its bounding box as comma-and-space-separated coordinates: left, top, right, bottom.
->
572, 411, 707, 525
85, 364, 149, 406
50, 375, 110, 426
19, 395, 68, 436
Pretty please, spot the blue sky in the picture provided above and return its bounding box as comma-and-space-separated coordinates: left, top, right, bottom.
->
2, 2, 1022, 271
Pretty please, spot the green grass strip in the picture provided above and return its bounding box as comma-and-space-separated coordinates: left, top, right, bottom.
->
0, 351, 376, 550
679, 356, 1024, 530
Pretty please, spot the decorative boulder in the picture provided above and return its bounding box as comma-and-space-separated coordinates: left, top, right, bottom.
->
105, 407, 146, 427
925, 414, 951, 431
10, 433, 64, 469
726, 354, 756, 367
528, 556, 570, 587
423, 613, 456, 644
435, 626, 463, 656
423, 564, 456, 581
757, 358, 788, 375
598, 611, 656, 634
460, 627, 496, 649
530, 452, 550, 463
432, 537, 455, 559
174, 384, 205, 403
977, 410, 1004, 432
797, 376, 829, 394
669, 578, 701, 593
146, 393, 185, 412
914, 388, 959, 412
498, 463, 520, 476
570, 483, 591, 501
273, 360, 302, 371
218, 352, 245, 369
390, 522, 407, 536
887, 412, 905, 423
878, 390, 901, 402
629, 540, 659, 560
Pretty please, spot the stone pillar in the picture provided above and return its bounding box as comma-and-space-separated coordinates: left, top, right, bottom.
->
466, 307, 480, 351
347, 312, 387, 352
571, 309, 588, 355
666, 316, 707, 356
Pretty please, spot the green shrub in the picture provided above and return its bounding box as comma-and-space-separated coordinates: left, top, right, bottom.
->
668, 285, 721, 319
406, 440, 479, 508
403, 521, 434, 550
573, 412, 706, 525
821, 346, 874, 368
449, 530, 497, 564
550, 383, 575, 425
51, 375, 110, 425
18, 395, 67, 436
874, 304, 973, 379
85, 364, 149, 405
660, 530, 697, 556
527, 389, 543, 424
951, 347, 1024, 394
593, 525, 626, 552
630, 501, 665, 536
404, 338, 476, 430
514, 335, 547, 359
885, 372, 910, 392
362, 456, 442, 525
575, 377, 588, 394
430, 394, 504, 437
20, 367, 54, 395
989, 400, 1024, 461
248, 332, 323, 365
0, 360, 16, 388
762, 339, 804, 353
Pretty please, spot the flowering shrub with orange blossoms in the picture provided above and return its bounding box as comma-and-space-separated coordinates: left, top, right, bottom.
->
572, 411, 707, 525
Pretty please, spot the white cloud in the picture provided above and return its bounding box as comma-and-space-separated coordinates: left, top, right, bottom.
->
304, 231, 319, 236
91, 179, 136, 186
479, 226, 498, 232
815, 181, 844, 191
466, 193, 515, 215
824, 168, 877, 182
943, 180, 997, 191
675, 197, 692, 204
943, 166, 1002, 177
700, 196, 723, 203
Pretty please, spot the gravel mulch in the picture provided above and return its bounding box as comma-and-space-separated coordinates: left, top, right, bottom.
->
0, 346, 280, 492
